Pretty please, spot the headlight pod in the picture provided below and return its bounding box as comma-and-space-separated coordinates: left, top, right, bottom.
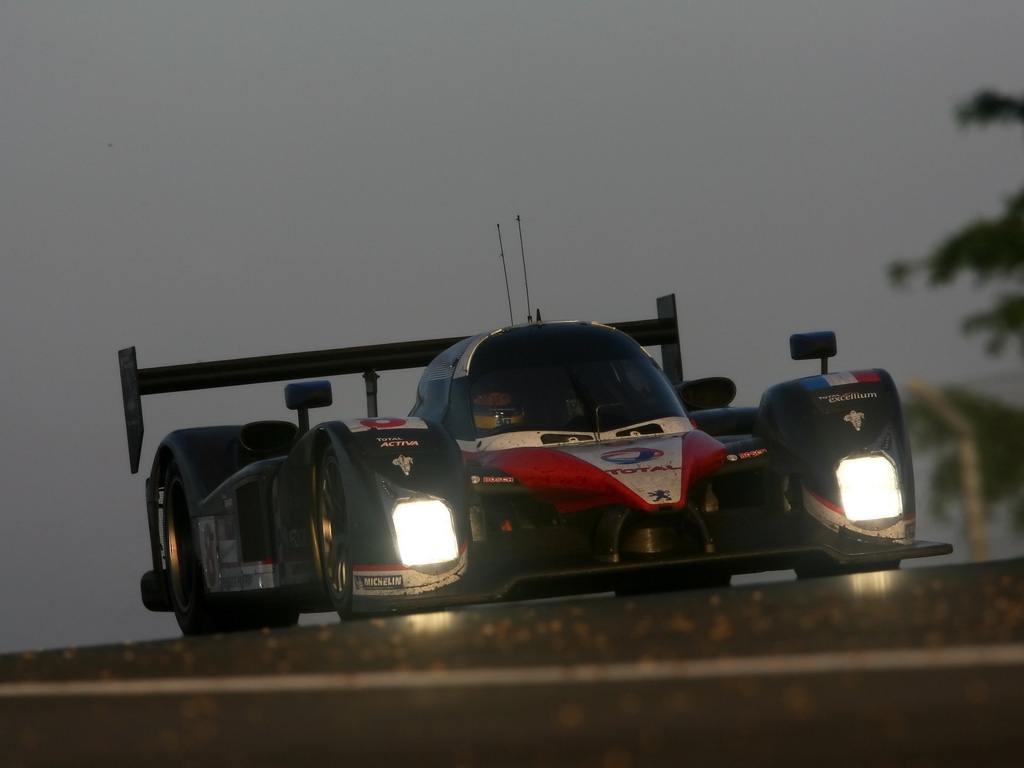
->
836, 454, 902, 522
392, 497, 459, 566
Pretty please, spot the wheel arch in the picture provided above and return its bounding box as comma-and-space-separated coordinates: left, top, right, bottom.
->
150, 426, 247, 508
143, 427, 245, 611
294, 418, 472, 611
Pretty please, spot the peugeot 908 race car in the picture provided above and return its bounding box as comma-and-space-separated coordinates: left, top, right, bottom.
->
118, 295, 950, 635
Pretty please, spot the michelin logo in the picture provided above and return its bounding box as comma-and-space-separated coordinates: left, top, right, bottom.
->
356, 574, 404, 589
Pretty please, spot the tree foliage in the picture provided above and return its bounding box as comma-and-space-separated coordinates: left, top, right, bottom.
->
888, 88, 1024, 528
905, 386, 1024, 526
890, 187, 1024, 354
889, 89, 1024, 355
956, 89, 1024, 129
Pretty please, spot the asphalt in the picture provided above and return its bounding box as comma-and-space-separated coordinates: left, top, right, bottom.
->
3, 557, 1024, 767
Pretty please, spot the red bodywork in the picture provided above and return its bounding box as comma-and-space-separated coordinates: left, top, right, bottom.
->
476, 430, 728, 514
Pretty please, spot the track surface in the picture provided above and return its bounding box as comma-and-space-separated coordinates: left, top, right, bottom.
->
3, 558, 1024, 767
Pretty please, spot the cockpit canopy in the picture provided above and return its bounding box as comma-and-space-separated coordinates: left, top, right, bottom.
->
411, 322, 687, 443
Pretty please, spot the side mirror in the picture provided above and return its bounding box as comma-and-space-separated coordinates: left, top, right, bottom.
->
285, 380, 333, 433
790, 331, 837, 374
676, 376, 737, 410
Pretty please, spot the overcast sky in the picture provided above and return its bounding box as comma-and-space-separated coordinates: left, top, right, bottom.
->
2, 2, 1023, 653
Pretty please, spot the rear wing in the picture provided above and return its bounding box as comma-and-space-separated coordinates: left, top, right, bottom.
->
119, 294, 682, 473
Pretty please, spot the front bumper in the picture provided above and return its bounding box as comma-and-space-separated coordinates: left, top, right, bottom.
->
350, 507, 952, 614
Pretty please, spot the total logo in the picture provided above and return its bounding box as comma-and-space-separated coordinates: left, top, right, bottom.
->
600, 447, 664, 464
359, 418, 407, 429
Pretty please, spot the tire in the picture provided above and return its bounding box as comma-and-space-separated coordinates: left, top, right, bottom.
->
164, 462, 219, 635
165, 461, 301, 634
316, 448, 353, 619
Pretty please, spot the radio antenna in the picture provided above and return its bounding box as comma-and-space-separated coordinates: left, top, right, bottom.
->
497, 223, 514, 325
516, 215, 533, 322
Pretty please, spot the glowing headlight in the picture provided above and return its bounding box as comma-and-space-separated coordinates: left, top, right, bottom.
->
392, 498, 459, 566
836, 455, 902, 522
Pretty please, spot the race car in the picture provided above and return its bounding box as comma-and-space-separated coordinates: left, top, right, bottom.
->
118, 295, 951, 635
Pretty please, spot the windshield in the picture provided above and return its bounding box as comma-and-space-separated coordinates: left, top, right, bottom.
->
466, 325, 686, 438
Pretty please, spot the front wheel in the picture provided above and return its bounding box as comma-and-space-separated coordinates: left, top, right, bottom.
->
317, 448, 353, 619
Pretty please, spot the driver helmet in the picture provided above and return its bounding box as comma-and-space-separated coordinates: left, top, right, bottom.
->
472, 389, 524, 431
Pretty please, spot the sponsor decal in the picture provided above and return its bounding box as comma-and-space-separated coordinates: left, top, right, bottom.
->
200, 520, 218, 589
801, 370, 881, 391
353, 546, 469, 596
471, 474, 517, 484
375, 436, 421, 448
818, 390, 879, 405
392, 455, 414, 476
359, 418, 408, 429
726, 448, 768, 462
605, 464, 680, 475
356, 574, 404, 589
346, 418, 431, 433
844, 410, 865, 431
648, 489, 672, 502
601, 447, 665, 464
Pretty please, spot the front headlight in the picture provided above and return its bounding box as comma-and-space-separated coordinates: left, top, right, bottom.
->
392, 497, 459, 566
836, 454, 902, 522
